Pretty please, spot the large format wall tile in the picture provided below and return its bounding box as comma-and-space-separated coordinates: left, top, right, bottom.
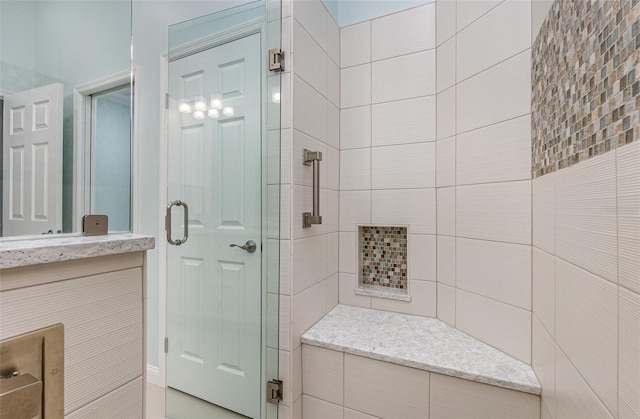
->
617, 141, 640, 294
372, 50, 436, 103
456, 181, 531, 245
555, 152, 617, 284
371, 96, 436, 146
619, 287, 640, 419
344, 354, 429, 418
430, 373, 540, 419
372, 188, 436, 235
456, 115, 531, 185
456, 0, 502, 31
555, 259, 618, 415
532, 316, 556, 417
555, 347, 613, 419
456, 237, 531, 310
371, 3, 435, 61
302, 346, 344, 405
293, 20, 327, 97
532, 247, 555, 337
532, 172, 556, 254
371, 143, 435, 189
293, 76, 328, 142
341, 64, 371, 108
456, 289, 531, 363
341, 21, 371, 68
456, 50, 530, 134
456, 0, 531, 82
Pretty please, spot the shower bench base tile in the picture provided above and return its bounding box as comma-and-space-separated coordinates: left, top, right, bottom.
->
301, 304, 541, 419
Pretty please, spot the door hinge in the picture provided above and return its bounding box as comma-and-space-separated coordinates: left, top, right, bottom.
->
165, 93, 169, 109
266, 379, 283, 404
269, 49, 284, 72
164, 337, 169, 353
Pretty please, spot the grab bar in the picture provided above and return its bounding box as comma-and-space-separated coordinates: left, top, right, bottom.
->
303, 149, 323, 228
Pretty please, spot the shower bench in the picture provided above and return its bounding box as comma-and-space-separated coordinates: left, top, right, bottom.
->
301, 304, 541, 419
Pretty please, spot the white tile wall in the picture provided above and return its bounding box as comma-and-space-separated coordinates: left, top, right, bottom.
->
340, 148, 371, 190
339, 191, 371, 231
293, 76, 328, 142
409, 234, 437, 281
556, 152, 618, 284
302, 395, 343, 419
436, 187, 455, 236
617, 141, 640, 294
436, 0, 456, 45
341, 64, 371, 108
344, 408, 379, 419
533, 172, 556, 254
555, 259, 618, 415
430, 372, 540, 419
341, 22, 371, 68
372, 50, 436, 103
456, 181, 531, 244
456, 0, 502, 31
341, 106, 371, 150
339, 232, 356, 274
327, 15, 340, 65
436, 136, 456, 187
302, 346, 344, 405
371, 280, 437, 317
532, 316, 556, 417
436, 36, 456, 92
293, 0, 327, 51
619, 287, 640, 418
371, 96, 436, 146
371, 4, 436, 61
532, 247, 555, 337
456, 289, 531, 363
292, 280, 326, 347
344, 354, 430, 418
456, 49, 531, 133
456, 238, 531, 310
293, 20, 327, 96
436, 283, 456, 326
456, 0, 531, 82
339, 273, 371, 308
437, 236, 456, 286
371, 143, 435, 189
436, 87, 456, 140
327, 59, 340, 107
555, 348, 613, 419
372, 189, 436, 235
456, 115, 531, 185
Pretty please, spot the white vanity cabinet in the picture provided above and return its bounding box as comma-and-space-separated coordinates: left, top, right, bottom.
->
0, 234, 154, 419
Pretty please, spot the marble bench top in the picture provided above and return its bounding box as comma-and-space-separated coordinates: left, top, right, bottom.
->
301, 304, 541, 395
0, 233, 155, 269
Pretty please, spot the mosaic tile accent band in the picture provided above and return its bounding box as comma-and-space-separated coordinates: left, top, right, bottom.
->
359, 226, 407, 290
532, 0, 640, 178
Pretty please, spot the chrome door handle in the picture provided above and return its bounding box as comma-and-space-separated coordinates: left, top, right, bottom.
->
166, 200, 189, 246
230, 240, 257, 253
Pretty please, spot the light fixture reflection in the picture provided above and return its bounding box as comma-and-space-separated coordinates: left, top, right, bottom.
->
210, 94, 222, 109
223, 107, 234, 117
193, 110, 205, 120
208, 109, 219, 119
194, 98, 206, 112
179, 101, 191, 113
272, 92, 281, 103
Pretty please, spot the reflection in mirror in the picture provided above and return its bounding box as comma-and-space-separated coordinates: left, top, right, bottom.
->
0, 0, 132, 238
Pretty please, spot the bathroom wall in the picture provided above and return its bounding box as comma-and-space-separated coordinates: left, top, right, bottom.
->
278, 0, 341, 415
434, 0, 533, 364
337, 3, 438, 317
531, 1, 640, 418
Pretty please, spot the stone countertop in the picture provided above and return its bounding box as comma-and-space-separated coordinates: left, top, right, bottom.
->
301, 304, 541, 395
0, 233, 156, 269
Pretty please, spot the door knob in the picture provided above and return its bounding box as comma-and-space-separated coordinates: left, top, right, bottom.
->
230, 240, 257, 253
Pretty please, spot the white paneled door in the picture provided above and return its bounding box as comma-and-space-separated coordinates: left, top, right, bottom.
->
166, 33, 262, 418
2, 83, 63, 236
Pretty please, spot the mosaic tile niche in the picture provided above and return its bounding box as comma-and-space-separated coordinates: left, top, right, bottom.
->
358, 226, 408, 293
532, 0, 640, 178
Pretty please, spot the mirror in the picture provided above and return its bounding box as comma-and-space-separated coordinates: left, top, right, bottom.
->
0, 0, 133, 238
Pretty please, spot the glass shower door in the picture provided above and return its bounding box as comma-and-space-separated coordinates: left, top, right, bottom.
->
165, 3, 281, 418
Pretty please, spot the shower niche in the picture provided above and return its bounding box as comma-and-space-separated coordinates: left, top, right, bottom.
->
356, 225, 411, 301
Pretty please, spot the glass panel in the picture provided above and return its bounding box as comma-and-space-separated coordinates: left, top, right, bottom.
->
0, 0, 132, 238
165, 2, 281, 418
91, 85, 132, 232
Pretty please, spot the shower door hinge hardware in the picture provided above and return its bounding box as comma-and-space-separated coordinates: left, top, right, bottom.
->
269, 49, 284, 71
266, 379, 283, 404
164, 337, 168, 354
165, 93, 169, 110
